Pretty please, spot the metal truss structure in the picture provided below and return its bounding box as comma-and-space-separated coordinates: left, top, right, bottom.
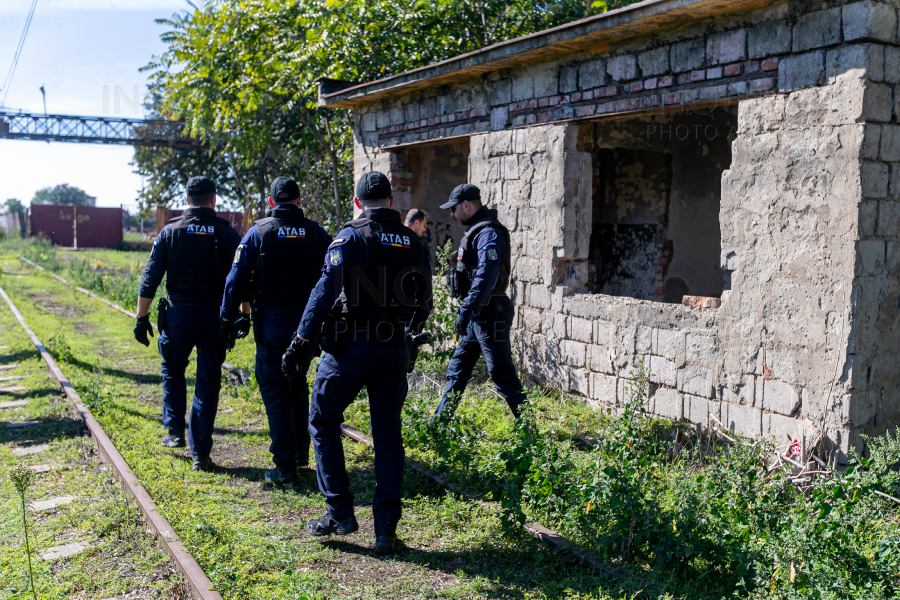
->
0, 111, 199, 148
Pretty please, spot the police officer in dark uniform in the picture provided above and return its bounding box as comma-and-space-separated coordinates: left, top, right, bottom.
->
220, 176, 331, 487
133, 176, 242, 471
281, 171, 432, 554
433, 183, 526, 420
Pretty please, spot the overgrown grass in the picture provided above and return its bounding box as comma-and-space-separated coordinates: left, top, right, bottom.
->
8, 242, 900, 599
0, 275, 185, 599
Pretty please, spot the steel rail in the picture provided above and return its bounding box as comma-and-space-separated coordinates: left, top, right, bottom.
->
0, 283, 224, 600
15, 254, 621, 576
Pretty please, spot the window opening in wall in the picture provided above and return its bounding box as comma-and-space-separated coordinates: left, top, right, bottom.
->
582, 107, 736, 303
396, 138, 470, 265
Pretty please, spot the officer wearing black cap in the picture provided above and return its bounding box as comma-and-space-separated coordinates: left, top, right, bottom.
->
134, 176, 242, 471
433, 183, 526, 420
281, 171, 432, 554
219, 176, 331, 488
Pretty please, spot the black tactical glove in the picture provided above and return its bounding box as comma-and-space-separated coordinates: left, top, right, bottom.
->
133, 315, 154, 347
219, 319, 236, 351
454, 309, 472, 338
234, 312, 252, 340
282, 333, 313, 380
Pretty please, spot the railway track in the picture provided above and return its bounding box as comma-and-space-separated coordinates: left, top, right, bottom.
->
1, 271, 223, 600
15, 253, 619, 578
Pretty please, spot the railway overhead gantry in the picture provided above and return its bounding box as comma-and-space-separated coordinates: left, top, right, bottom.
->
0, 110, 199, 148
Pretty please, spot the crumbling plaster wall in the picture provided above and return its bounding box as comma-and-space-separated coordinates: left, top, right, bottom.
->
346, 1, 900, 453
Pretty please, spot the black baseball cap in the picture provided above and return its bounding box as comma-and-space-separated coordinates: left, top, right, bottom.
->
186, 176, 215, 196
270, 176, 300, 202
440, 184, 481, 209
355, 171, 392, 200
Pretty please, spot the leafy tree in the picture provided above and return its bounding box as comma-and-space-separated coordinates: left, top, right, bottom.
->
4, 198, 24, 214
143, 0, 636, 230
31, 184, 92, 206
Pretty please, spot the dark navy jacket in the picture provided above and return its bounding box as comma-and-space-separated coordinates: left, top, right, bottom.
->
139, 207, 242, 307
297, 208, 433, 341
460, 207, 505, 314
219, 204, 332, 321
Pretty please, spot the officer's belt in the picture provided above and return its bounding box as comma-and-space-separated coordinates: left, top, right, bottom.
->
164, 295, 221, 308
253, 306, 304, 317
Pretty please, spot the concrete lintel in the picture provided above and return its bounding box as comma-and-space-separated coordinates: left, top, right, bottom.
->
319, 0, 771, 108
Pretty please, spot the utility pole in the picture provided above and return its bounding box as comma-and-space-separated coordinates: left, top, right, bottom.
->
39, 85, 46, 115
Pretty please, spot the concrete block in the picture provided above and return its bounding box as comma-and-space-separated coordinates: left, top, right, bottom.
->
522, 307, 543, 332
375, 109, 390, 129
512, 76, 534, 102
685, 394, 710, 424
858, 239, 886, 275
653, 386, 683, 420
636, 325, 653, 354
862, 160, 889, 198
587, 343, 614, 375
542, 311, 567, 339
686, 333, 718, 366
607, 54, 637, 81
361, 113, 377, 132
826, 44, 883, 82
638, 47, 669, 76
578, 58, 606, 90
764, 412, 801, 442
595, 321, 611, 346
488, 79, 512, 106
527, 284, 551, 309
778, 52, 825, 92
654, 328, 685, 359
792, 8, 842, 52
560, 65, 578, 93
762, 379, 801, 416
886, 47, 900, 84
723, 403, 763, 437
843, 1, 897, 42
748, 21, 791, 59
887, 240, 900, 268
568, 316, 593, 343
560, 340, 587, 367
570, 369, 590, 396
865, 83, 894, 122
891, 166, 900, 199
680, 366, 713, 398
860, 200, 878, 236
502, 155, 519, 179
516, 256, 544, 282
590, 373, 617, 405
649, 355, 677, 387
490, 107, 509, 131
881, 125, 900, 161
707, 29, 746, 65
863, 124, 882, 159
671, 39, 705, 72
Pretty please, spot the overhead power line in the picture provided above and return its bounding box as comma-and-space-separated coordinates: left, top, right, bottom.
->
1, 0, 40, 110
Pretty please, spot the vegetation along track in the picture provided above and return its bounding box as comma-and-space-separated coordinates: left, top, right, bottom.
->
18, 253, 613, 577
3, 252, 632, 599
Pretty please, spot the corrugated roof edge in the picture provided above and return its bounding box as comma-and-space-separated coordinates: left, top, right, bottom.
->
318, 0, 769, 108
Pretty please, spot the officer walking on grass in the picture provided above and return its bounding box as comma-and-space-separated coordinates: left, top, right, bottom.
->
133, 176, 242, 472
433, 184, 526, 421
219, 177, 331, 488
281, 171, 432, 555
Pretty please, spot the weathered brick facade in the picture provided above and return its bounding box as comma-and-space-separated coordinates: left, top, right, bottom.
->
320, 0, 900, 459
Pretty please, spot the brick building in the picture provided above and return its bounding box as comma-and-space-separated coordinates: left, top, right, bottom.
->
318, 0, 900, 458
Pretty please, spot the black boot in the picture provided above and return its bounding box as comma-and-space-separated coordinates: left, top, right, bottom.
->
161, 430, 186, 448
264, 467, 299, 488
192, 455, 214, 472
375, 534, 401, 555
306, 512, 358, 537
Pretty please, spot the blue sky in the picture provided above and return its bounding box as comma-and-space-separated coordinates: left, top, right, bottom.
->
0, 0, 188, 210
